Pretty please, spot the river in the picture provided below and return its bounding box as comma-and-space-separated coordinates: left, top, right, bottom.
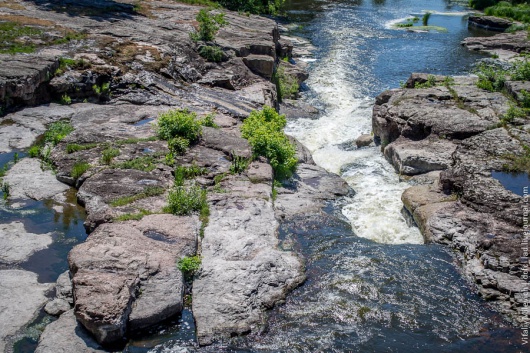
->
133, 0, 524, 352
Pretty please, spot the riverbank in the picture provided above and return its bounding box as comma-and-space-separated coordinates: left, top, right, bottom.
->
0, 0, 352, 351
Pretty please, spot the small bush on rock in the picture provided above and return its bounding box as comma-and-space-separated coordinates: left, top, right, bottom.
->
241, 106, 297, 180
71, 161, 90, 179
191, 9, 227, 42
157, 109, 202, 142
199, 45, 224, 62
164, 185, 207, 215
177, 255, 201, 279
44, 121, 74, 145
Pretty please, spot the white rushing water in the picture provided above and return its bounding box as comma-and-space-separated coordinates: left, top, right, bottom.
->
285, 31, 423, 245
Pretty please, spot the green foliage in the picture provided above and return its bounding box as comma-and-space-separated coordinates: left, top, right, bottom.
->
113, 155, 161, 172
168, 136, 190, 155
422, 12, 432, 26
44, 121, 74, 146
55, 57, 90, 76
0, 164, 8, 178
503, 145, 530, 173
199, 45, 224, 62
511, 59, 530, 81
0, 21, 40, 54
177, 255, 201, 278
474, 63, 508, 92
174, 164, 208, 186
230, 154, 250, 174
110, 186, 165, 207
216, 0, 284, 14
1, 181, 9, 200
241, 106, 297, 180
71, 161, 90, 179
484, 2, 530, 23
520, 90, 530, 108
414, 75, 437, 89
101, 147, 120, 165
200, 114, 219, 128
164, 185, 207, 215
469, 0, 497, 10
28, 145, 41, 158
13, 153, 19, 164
191, 9, 227, 42
274, 65, 299, 102
92, 82, 110, 97
115, 136, 157, 146
502, 104, 527, 124
59, 94, 72, 105
175, 0, 219, 6
66, 143, 98, 154
157, 109, 202, 142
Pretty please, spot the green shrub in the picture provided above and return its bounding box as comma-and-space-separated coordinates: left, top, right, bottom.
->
216, 0, 284, 14
164, 185, 207, 215
44, 121, 74, 145
191, 9, 227, 42
1, 181, 9, 200
174, 164, 208, 186
422, 12, 431, 26
199, 45, 224, 62
474, 63, 508, 92
200, 114, 219, 128
241, 106, 297, 180
469, 0, 497, 10
520, 90, 530, 108
28, 145, 41, 158
502, 104, 527, 124
414, 74, 437, 89
71, 161, 90, 179
484, 2, 530, 23
511, 59, 530, 81
101, 147, 120, 165
177, 255, 201, 278
168, 136, 190, 155
66, 143, 98, 154
60, 94, 72, 105
156, 109, 202, 142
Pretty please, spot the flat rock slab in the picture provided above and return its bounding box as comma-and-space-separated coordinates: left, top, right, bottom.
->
3, 158, 70, 200
0, 221, 53, 264
193, 197, 305, 345
35, 310, 107, 353
0, 270, 52, 353
68, 214, 198, 346
384, 136, 457, 175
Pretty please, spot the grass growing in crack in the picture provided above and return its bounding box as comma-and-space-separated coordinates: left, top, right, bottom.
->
168, 136, 190, 155
101, 147, 120, 165
1, 182, 10, 200
110, 186, 165, 207
414, 74, 437, 89
66, 143, 98, 154
71, 161, 90, 179
114, 209, 153, 221
114, 155, 161, 172
199, 45, 224, 62
200, 114, 218, 128
273, 65, 299, 102
174, 164, 208, 187
503, 145, 530, 174
177, 255, 201, 280
115, 136, 158, 146
43, 121, 74, 145
164, 185, 207, 215
229, 154, 250, 174
55, 57, 90, 76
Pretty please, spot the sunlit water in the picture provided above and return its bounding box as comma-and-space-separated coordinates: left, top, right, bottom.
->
137, 1, 523, 352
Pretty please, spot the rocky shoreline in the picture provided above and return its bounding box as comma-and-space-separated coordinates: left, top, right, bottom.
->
0, 0, 351, 351
372, 25, 530, 324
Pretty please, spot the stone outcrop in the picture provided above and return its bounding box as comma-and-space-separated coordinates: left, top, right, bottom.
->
462, 30, 530, 54
468, 15, 513, 32
0, 221, 52, 264
68, 214, 198, 345
373, 72, 529, 324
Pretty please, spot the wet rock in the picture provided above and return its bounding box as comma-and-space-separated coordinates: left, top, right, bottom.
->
56, 271, 74, 304
35, 310, 107, 353
355, 134, 374, 148
468, 15, 513, 32
193, 197, 305, 345
281, 60, 309, 85
0, 221, 52, 264
3, 158, 70, 200
68, 215, 198, 345
0, 270, 52, 353
280, 99, 319, 120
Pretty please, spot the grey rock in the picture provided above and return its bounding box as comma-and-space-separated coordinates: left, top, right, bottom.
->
355, 134, 374, 148
0, 221, 52, 264
468, 15, 513, 32
462, 30, 530, 53
68, 215, 198, 345
0, 270, 52, 353
193, 197, 305, 345
35, 310, 107, 353
3, 158, 69, 200
243, 55, 275, 80
44, 298, 71, 317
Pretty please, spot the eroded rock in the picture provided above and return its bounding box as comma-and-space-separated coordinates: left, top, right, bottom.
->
0, 221, 52, 264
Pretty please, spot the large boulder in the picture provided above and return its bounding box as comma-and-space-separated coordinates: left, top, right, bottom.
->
68, 214, 198, 346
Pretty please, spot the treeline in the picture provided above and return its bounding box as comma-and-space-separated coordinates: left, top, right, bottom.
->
179, 0, 284, 14
470, 0, 529, 11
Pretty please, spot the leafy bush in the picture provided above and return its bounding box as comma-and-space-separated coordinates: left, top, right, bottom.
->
511, 59, 530, 81
1, 181, 9, 200
200, 114, 219, 128
44, 121, 74, 145
474, 63, 508, 92
191, 9, 227, 42
230, 154, 250, 174
199, 45, 224, 62
177, 255, 201, 279
157, 109, 202, 142
101, 147, 120, 165
502, 104, 527, 124
164, 185, 207, 215
174, 164, 208, 186
71, 161, 90, 179
484, 2, 530, 23
60, 94, 72, 105
414, 75, 437, 89
28, 145, 41, 158
216, 0, 284, 14
241, 106, 297, 180
469, 0, 497, 10
168, 136, 190, 155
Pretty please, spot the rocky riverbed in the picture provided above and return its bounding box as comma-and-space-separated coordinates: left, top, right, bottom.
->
0, 0, 352, 351
373, 27, 530, 324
